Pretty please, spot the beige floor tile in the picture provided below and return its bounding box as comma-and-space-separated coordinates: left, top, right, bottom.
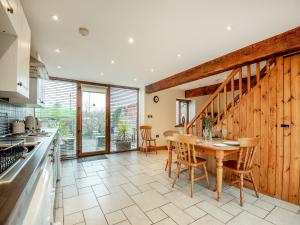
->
122, 204, 152, 225
129, 174, 156, 186
115, 220, 131, 225
261, 195, 300, 213
190, 214, 225, 225
146, 208, 168, 223
63, 185, 78, 199
149, 182, 171, 194
76, 176, 103, 188
102, 175, 129, 187
63, 193, 98, 215
164, 190, 201, 209
266, 207, 300, 225
64, 211, 84, 225
227, 211, 272, 225
78, 186, 93, 195
132, 190, 169, 212
220, 202, 243, 216
161, 203, 194, 225
105, 210, 127, 225
84, 165, 105, 173
224, 187, 258, 204
253, 199, 275, 211
92, 184, 110, 197
98, 191, 134, 213
154, 218, 177, 225
121, 183, 141, 195
231, 199, 269, 218
61, 176, 76, 187
83, 206, 108, 225
197, 201, 233, 223
184, 206, 206, 220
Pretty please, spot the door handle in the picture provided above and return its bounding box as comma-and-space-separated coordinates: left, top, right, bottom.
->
281, 124, 289, 128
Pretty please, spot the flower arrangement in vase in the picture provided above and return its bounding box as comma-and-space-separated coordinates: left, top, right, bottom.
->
203, 114, 216, 142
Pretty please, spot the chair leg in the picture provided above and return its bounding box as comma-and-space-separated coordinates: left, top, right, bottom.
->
165, 159, 168, 171
250, 171, 259, 198
240, 174, 244, 207
154, 140, 157, 154
145, 145, 148, 156
203, 164, 210, 189
172, 163, 181, 188
190, 166, 194, 197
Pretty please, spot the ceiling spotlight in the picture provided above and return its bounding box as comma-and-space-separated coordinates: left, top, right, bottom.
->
55, 48, 61, 53
177, 53, 181, 58
100, 72, 104, 76
226, 25, 232, 31
128, 37, 134, 44
150, 68, 154, 72
78, 27, 89, 37
111, 60, 115, 64
57, 65, 62, 69
133, 78, 137, 81
52, 15, 58, 21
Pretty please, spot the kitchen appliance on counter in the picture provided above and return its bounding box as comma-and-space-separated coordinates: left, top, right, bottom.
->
25, 116, 36, 131
12, 121, 25, 134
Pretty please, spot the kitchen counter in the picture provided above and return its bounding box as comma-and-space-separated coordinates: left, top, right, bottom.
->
0, 128, 58, 225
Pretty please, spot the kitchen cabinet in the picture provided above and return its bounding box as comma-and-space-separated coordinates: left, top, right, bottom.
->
9, 77, 45, 107
0, 0, 31, 99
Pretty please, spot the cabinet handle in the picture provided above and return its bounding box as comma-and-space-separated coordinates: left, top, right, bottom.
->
7, 7, 13, 14
280, 124, 290, 128
17, 82, 23, 86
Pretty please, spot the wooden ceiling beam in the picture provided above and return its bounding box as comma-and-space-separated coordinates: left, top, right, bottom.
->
145, 26, 300, 93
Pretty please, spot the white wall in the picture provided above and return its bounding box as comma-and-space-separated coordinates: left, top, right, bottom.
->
143, 88, 185, 146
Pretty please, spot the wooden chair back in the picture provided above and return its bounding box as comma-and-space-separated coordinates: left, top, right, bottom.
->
236, 137, 260, 171
174, 134, 199, 165
163, 130, 179, 138
140, 125, 153, 141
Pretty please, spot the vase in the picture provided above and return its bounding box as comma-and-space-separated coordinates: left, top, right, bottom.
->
203, 127, 212, 142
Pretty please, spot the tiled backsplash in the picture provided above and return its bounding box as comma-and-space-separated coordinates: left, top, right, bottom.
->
0, 100, 33, 134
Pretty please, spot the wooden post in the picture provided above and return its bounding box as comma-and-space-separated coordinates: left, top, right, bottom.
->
256, 62, 260, 83
247, 64, 251, 92
239, 68, 242, 98
224, 85, 227, 116
211, 99, 214, 121
231, 78, 234, 109
217, 93, 220, 123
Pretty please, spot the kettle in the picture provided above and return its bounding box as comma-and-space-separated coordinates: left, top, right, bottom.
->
25, 116, 36, 131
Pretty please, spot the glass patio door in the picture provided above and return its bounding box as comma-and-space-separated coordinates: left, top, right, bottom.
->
79, 85, 109, 156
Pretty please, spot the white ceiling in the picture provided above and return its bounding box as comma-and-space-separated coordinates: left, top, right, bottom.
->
22, 0, 300, 89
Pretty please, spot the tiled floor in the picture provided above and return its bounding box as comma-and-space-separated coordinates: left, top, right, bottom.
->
55, 151, 300, 225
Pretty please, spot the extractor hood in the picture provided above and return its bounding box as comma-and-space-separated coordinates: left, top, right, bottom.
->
29, 56, 49, 80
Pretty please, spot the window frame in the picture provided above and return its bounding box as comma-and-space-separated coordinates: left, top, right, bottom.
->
175, 98, 191, 127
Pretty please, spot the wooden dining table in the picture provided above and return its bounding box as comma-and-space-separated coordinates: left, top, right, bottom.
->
165, 135, 240, 201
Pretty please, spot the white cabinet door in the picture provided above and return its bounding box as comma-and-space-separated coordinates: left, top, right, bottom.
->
22, 155, 54, 225
0, 0, 19, 34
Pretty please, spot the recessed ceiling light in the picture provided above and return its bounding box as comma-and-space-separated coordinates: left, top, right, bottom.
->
52, 15, 58, 21
133, 78, 137, 81
57, 65, 62, 69
177, 53, 182, 58
150, 68, 154, 72
55, 48, 61, 53
128, 37, 134, 44
100, 72, 104, 76
111, 60, 115, 64
226, 25, 232, 31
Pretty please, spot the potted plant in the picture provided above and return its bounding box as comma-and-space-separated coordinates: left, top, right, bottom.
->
116, 123, 131, 150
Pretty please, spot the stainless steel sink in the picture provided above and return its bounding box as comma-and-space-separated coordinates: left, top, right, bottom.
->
0, 141, 41, 183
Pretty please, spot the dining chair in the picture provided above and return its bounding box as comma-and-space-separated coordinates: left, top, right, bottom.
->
172, 134, 210, 197
163, 130, 179, 171
139, 125, 157, 156
223, 137, 260, 206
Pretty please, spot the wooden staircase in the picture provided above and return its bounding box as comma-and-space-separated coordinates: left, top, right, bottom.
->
186, 58, 275, 136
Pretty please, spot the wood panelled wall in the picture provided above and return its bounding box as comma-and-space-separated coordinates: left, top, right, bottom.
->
217, 54, 300, 205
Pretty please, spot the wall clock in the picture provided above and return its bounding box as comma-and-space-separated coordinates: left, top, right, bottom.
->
153, 96, 159, 103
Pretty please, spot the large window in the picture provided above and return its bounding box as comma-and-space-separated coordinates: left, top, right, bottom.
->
176, 99, 190, 126
36, 80, 77, 158
110, 87, 138, 152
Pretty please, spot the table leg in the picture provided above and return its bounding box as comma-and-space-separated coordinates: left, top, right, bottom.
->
168, 141, 173, 178
216, 151, 224, 201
